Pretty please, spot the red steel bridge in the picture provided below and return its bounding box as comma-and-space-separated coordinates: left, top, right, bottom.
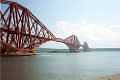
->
0, 0, 82, 54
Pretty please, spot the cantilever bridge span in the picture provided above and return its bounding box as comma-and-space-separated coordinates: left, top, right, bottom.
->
0, 0, 81, 54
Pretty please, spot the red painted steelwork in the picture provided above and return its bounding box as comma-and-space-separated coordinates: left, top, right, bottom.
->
0, 0, 81, 54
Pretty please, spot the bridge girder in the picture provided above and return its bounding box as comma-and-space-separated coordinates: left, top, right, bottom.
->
0, 0, 81, 53
0, 0, 55, 50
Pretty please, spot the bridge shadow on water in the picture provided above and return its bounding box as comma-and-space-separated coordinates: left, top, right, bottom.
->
36, 48, 120, 54
37, 48, 71, 53
36, 48, 89, 54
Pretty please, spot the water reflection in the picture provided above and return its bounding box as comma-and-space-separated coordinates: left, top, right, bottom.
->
2, 51, 120, 80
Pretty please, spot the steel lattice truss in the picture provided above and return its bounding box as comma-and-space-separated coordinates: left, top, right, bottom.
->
0, 0, 55, 49
0, 0, 81, 53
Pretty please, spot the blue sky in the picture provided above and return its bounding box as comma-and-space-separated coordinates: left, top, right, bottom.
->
2, 0, 120, 48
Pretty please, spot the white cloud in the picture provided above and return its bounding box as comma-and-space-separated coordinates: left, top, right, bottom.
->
52, 20, 120, 48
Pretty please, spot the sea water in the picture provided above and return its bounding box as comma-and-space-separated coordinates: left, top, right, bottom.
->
1, 50, 120, 80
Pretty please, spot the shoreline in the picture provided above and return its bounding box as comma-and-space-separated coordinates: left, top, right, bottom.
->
96, 74, 120, 80
0, 52, 36, 56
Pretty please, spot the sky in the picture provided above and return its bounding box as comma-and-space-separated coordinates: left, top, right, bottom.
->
1, 0, 120, 48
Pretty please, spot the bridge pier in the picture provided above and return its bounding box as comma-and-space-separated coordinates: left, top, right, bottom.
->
67, 45, 80, 52
69, 48, 80, 53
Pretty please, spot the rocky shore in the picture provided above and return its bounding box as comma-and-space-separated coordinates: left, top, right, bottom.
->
96, 74, 120, 80
0, 41, 36, 56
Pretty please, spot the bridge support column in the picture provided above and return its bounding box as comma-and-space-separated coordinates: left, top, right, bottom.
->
67, 45, 80, 52
69, 48, 80, 52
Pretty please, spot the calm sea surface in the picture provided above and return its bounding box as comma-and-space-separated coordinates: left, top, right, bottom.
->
1, 51, 120, 80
